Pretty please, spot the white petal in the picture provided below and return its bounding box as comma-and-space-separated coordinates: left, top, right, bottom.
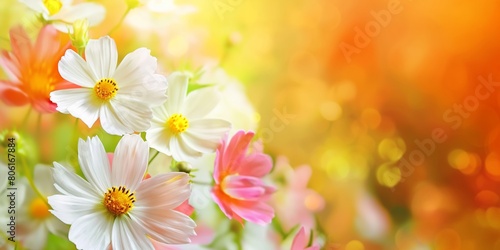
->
50, 88, 101, 128
99, 103, 132, 135
111, 216, 154, 250
188, 118, 231, 137
21, 223, 48, 250
130, 209, 195, 244
51, 3, 106, 26
181, 132, 221, 154
48, 194, 101, 225
113, 48, 156, 87
152, 104, 170, 121
85, 36, 117, 79
52, 162, 101, 199
99, 98, 152, 135
166, 72, 188, 114
45, 216, 69, 238
170, 135, 202, 162
51, 22, 72, 33
183, 87, 221, 119
111, 134, 148, 190
117, 73, 167, 106
145, 126, 172, 156
0, 166, 7, 190
58, 49, 97, 87
135, 172, 191, 210
19, 0, 47, 15
69, 210, 113, 250
33, 164, 55, 195
182, 119, 231, 153
78, 136, 112, 193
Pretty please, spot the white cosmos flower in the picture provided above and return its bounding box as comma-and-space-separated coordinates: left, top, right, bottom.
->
19, 0, 106, 32
146, 72, 231, 163
48, 135, 196, 249
17, 165, 68, 250
50, 36, 167, 135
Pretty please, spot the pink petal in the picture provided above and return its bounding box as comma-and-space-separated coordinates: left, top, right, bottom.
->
223, 175, 273, 200
174, 200, 194, 216
9, 26, 32, 68
213, 135, 227, 183
230, 201, 274, 225
211, 186, 234, 220
135, 172, 191, 210
292, 165, 313, 189
0, 84, 29, 106
107, 153, 114, 167
223, 131, 254, 173
34, 25, 70, 66
236, 153, 272, 177
291, 227, 307, 250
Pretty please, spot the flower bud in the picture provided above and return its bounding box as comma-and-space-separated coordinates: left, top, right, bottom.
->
70, 19, 89, 50
125, 0, 142, 9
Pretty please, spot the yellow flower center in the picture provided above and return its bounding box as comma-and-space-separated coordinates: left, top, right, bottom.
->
43, 0, 63, 15
29, 197, 50, 219
167, 113, 189, 134
94, 78, 118, 101
103, 186, 135, 216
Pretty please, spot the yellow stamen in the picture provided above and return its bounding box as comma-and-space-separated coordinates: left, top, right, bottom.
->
43, 0, 63, 15
103, 186, 135, 216
30, 197, 50, 219
94, 78, 118, 101
167, 113, 189, 134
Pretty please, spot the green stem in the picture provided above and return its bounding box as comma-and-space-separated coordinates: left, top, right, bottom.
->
235, 222, 243, 250
108, 7, 132, 35
191, 180, 213, 186
148, 150, 160, 165
219, 42, 233, 67
71, 118, 79, 143
21, 107, 32, 129
20, 156, 48, 205
36, 113, 42, 136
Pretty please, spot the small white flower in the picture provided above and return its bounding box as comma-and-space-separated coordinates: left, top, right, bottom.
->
48, 135, 196, 249
17, 165, 68, 250
146, 72, 231, 163
19, 0, 106, 32
0, 164, 25, 250
50, 36, 167, 135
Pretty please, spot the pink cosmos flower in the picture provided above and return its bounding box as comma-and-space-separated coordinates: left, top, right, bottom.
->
272, 157, 325, 232
291, 227, 320, 250
0, 25, 74, 113
211, 130, 275, 225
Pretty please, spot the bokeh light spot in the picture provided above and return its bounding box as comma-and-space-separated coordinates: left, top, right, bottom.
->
336, 81, 357, 101
378, 138, 406, 162
167, 35, 189, 58
377, 163, 401, 187
320, 101, 342, 121
447, 149, 470, 170
475, 190, 500, 207
345, 240, 365, 250
485, 152, 500, 177
486, 207, 500, 229
304, 192, 325, 212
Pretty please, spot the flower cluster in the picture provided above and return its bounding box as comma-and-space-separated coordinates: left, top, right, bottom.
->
0, 0, 325, 249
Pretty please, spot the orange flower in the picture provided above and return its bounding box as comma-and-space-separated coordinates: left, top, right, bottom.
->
0, 25, 75, 113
